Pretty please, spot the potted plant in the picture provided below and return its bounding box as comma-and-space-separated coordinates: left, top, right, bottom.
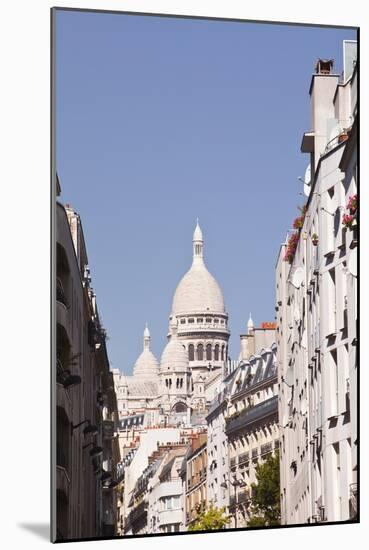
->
283, 231, 299, 264
311, 233, 319, 246
347, 194, 357, 216
342, 213, 354, 230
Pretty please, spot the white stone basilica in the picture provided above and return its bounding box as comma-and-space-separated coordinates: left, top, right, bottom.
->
113, 221, 230, 427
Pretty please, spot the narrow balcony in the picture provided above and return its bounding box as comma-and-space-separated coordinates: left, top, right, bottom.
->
225, 395, 278, 435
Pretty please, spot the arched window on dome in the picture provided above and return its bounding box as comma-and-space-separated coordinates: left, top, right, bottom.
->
206, 344, 212, 361
197, 344, 204, 361
188, 344, 195, 361
214, 344, 219, 361
221, 345, 225, 361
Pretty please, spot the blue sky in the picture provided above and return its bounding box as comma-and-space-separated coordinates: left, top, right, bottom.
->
55, 10, 356, 373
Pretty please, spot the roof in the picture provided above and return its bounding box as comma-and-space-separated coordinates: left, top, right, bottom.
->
126, 378, 159, 397
120, 414, 145, 430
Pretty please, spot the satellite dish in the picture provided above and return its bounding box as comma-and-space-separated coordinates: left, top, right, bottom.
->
291, 267, 304, 289
300, 398, 308, 416
348, 248, 357, 277
303, 164, 311, 197
285, 366, 294, 386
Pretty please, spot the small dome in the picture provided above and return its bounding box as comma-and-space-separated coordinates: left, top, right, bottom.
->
133, 325, 159, 378
160, 323, 189, 372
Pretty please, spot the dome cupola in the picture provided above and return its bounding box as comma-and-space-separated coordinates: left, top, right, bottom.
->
133, 324, 159, 378
160, 319, 189, 372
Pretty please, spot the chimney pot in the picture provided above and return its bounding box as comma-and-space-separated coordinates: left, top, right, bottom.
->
315, 59, 334, 75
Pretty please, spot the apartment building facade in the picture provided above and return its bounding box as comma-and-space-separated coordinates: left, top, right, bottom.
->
225, 334, 279, 528
55, 181, 120, 540
276, 42, 358, 525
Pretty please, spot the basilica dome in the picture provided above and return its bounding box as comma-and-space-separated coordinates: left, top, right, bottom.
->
133, 325, 159, 378
160, 321, 189, 372
171, 221, 225, 316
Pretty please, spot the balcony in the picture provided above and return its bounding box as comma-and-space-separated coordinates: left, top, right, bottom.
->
225, 396, 278, 435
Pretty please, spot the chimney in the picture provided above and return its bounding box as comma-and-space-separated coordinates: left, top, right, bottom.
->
301, 58, 340, 170
315, 59, 334, 75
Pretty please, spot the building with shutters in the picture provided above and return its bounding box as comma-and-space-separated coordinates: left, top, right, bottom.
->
276, 41, 358, 525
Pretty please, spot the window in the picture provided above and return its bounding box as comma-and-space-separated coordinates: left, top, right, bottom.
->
188, 318, 194, 324
214, 318, 219, 324
221, 345, 225, 361
214, 344, 219, 361
188, 344, 195, 361
206, 317, 212, 323
206, 344, 212, 361
180, 318, 186, 324
197, 344, 204, 361
197, 318, 203, 323
163, 496, 181, 511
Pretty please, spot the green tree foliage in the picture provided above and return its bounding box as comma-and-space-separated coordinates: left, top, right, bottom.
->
188, 505, 230, 531
248, 451, 281, 527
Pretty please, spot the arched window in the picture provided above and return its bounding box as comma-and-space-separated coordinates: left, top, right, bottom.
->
197, 344, 204, 361
173, 401, 187, 413
221, 345, 225, 361
188, 344, 195, 361
214, 344, 219, 361
206, 344, 212, 361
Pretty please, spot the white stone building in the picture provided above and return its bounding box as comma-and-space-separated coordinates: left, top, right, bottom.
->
206, 322, 279, 527
148, 449, 186, 534
113, 221, 229, 429
276, 41, 357, 525
225, 331, 279, 528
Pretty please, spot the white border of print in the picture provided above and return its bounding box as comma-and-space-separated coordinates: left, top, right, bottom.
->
1, 1, 367, 549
